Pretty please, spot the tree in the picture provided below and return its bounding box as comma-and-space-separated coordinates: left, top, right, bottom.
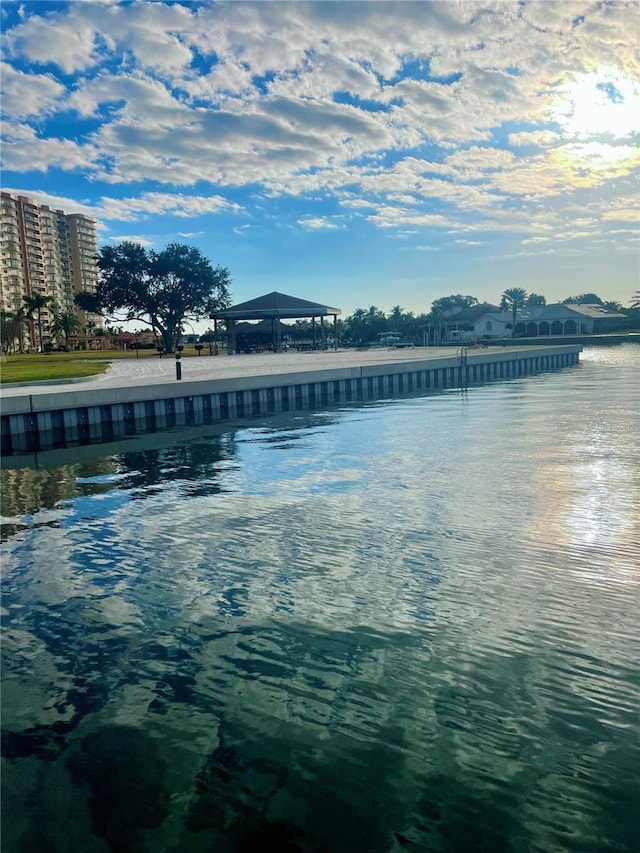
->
76, 242, 231, 352
1, 311, 20, 353
562, 292, 603, 305
346, 307, 368, 342
629, 291, 640, 310
50, 310, 82, 349
0, 307, 29, 353
23, 293, 53, 351
430, 294, 478, 316
603, 300, 623, 312
500, 287, 527, 333
388, 305, 404, 325
526, 293, 546, 307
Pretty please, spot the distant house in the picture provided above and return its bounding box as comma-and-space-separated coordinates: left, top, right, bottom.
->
444, 302, 628, 341
440, 304, 514, 341
514, 303, 628, 337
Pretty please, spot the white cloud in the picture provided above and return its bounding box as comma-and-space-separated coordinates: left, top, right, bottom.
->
98, 192, 243, 222
298, 217, 341, 230
1, 123, 98, 172
1, 187, 241, 224
106, 234, 157, 247
0, 0, 637, 278
0, 63, 66, 117
368, 208, 458, 229
508, 130, 560, 148
602, 208, 640, 223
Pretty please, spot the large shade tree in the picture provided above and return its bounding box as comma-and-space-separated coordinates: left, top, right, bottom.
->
500, 287, 527, 333
76, 242, 231, 352
430, 294, 479, 316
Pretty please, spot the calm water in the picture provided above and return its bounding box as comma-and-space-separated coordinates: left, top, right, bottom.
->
1, 345, 639, 853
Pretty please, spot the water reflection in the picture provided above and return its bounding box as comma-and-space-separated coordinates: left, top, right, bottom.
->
1, 346, 639, 852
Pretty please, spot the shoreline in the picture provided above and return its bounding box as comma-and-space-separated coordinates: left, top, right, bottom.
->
1, 344, 582, 456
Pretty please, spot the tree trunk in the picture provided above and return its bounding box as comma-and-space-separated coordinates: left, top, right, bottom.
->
162, 329, 173, 353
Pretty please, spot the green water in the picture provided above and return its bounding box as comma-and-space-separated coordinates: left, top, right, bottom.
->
1, 345, 639, 852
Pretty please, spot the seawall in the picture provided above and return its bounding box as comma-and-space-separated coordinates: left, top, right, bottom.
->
497, 333, 639, 347
1, 345, 582, 455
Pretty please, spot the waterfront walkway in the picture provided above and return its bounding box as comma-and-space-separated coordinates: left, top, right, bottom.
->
3, 346, 469, 399
1, 344, 583, 455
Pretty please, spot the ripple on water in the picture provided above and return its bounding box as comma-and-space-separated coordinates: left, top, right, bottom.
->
1, 345, 639, 852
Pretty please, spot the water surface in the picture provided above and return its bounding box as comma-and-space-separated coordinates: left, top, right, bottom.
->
2, 345, 639, 852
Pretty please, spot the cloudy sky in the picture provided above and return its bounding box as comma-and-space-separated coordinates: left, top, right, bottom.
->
1, 0, 638, 316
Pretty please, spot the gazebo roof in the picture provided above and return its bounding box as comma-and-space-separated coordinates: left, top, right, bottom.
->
210, 291, 341, 321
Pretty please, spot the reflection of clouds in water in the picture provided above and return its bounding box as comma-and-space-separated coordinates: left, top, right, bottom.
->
85, 486, 443, 635
1, 347, 639, 853
2, 627, 76, 730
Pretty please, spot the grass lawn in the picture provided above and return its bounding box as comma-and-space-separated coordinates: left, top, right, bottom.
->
0, 346, 212, 384
0, 353, 112, 384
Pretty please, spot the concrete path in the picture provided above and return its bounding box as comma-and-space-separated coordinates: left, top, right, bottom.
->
2, 346, 472, 400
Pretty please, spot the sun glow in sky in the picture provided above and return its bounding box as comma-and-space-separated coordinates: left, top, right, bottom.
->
1, 1, 638, 316
555, 70, 640, 140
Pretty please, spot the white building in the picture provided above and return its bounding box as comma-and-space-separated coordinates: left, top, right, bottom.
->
444, 302, 628, 342
514, 303, 628, 337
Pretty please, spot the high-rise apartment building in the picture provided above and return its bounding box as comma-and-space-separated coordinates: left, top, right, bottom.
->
0, 192, 100, 348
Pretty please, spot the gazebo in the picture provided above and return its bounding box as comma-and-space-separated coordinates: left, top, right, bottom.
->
209, 291, 341, 352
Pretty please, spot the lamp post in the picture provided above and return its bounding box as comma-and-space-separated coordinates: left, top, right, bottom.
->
175, 344, 183, 380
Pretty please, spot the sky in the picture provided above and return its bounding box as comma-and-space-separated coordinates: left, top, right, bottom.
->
1, 0, 639, 322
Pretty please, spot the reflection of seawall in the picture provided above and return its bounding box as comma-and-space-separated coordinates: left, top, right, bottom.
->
1, 345, 581, 455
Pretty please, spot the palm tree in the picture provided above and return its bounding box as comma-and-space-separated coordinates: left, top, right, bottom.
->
630, 291, 640, 310
50, 310, 82, 349
500, 287, 528, 335
367, 305, 387, 339
347, 307, 368, 343
23, 293, 53, 351
388, 305, 404, 325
